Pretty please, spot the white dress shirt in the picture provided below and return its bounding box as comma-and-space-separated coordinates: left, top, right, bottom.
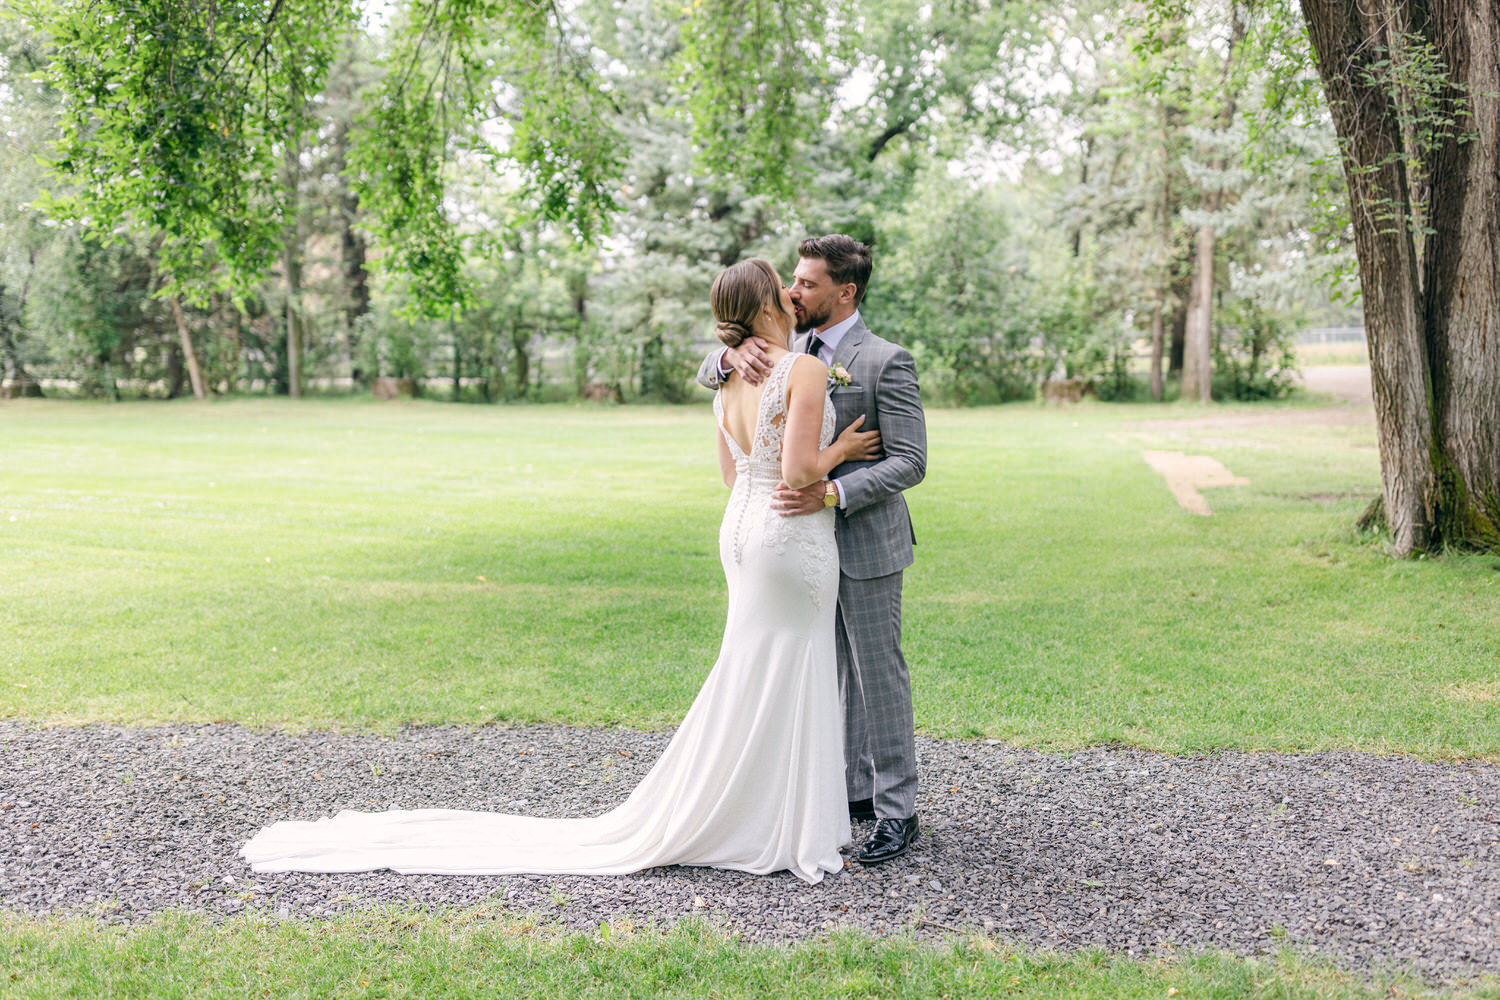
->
805, 311, 860, 366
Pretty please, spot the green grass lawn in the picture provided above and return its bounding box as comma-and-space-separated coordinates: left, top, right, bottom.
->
5, 909, 1483, 1000
2, 395, 1495, 756
3, 394, 1498, 997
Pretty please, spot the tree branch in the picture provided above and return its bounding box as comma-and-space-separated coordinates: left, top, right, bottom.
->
867, 115, 913, 161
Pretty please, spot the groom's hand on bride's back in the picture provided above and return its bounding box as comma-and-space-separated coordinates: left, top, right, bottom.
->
724, 337, 775, 385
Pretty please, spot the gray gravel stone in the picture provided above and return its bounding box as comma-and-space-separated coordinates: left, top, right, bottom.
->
1, 720, 1497, 980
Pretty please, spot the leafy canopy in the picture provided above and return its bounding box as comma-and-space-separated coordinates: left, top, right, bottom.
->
29, 0, 354, 302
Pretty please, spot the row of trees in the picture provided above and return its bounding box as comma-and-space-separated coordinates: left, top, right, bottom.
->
1, 0, 1348, 409
1, 0, 1494, 553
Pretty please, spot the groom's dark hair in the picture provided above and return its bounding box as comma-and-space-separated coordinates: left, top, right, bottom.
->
799, 235, 872, 307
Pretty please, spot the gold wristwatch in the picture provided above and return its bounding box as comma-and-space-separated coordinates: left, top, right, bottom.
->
822, 481, 839, 508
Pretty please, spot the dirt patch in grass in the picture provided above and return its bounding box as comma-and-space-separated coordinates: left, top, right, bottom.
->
1141, 451, 1250, 515
1128, 368, 1375, 516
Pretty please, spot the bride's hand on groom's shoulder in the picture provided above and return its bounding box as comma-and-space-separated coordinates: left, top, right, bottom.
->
727, 338, 774, 385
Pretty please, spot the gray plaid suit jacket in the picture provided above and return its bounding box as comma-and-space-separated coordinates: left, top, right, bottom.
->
697, 319, 926, 579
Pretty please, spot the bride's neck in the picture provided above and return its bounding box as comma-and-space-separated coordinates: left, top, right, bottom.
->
754, 324, 791, 353
761, 345, 788, 364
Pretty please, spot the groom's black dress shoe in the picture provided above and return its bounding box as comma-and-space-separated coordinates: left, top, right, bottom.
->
848, 798, 876, 822
857, 815, 919, 865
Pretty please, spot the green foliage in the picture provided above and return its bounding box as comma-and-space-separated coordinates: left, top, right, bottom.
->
839, 0, 1026, 162
584, 0, 795, 401
1212, 299, 1297, 401
675, 0, 830, 200
24, 233, 163, 397
1093, 353, 1150, 403
1025, 256, 1125, 384
1346, 28, 1472, 244
348, 76, 463, 317
1, 0, 1358, 404
350, 0, 622, 319
0, 17, 73, 391
868, 165, 1032, 404
1015, 0, 1355, 398
28, 0, 355, 301
356, 305, 431, 381
470, 226, 593, 401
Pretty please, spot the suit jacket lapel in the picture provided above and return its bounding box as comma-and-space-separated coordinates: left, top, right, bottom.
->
832, 320, 868, 371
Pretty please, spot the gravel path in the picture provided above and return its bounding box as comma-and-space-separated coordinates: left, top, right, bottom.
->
3, 720, 1497, 979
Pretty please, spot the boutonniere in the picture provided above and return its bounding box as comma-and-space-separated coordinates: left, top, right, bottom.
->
827, 364, 855, 390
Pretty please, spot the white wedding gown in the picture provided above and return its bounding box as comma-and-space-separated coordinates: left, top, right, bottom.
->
241, 355, 848, 883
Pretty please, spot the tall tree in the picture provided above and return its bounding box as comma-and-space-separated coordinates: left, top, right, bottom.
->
1020, 2, 1332, 403
1028, 4, 1195, 400
870, 162, 1031, 403
31, 0, 354, 398
349, 0, 622, 319
584, 0, 798, 400
0, 20, 53, 397
321, 39, 377, 385
1180, 3, 1248, 403
1300, 0, 1499, 554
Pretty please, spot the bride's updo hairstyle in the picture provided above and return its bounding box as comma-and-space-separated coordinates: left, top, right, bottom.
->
711, 258, 781, 348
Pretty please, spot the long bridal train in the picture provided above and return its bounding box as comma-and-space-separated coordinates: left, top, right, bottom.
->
242, 355, 848, 884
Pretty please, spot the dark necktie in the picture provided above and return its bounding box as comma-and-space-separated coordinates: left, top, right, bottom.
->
804, 335, 824, 359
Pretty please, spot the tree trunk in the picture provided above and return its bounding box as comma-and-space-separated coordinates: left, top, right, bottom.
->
452, 323, 462, 401
1302, 0, 1443, 555
1071, 138, 1090, 258
283, 249, 303, 399
225, 303, 243, 394
1149, 293, 1165, 402
511, 331, 530, 400
1151, 103, 1171, 404
569, 273, 591, 397
1168, 270, 1189, 377
169, 297, 208, 400
283, 139, 305, 400
340, 185, 370, 386
1180, 222, 1217, 403
164, 342, 185, 399
1179, 7, 1244, 406
1421, 0, 1500, 548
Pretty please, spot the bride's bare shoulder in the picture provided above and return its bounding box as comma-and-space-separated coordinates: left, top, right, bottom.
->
788, 353, 827, 386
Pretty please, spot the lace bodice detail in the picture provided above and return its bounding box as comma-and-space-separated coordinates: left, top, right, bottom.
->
714, 353, 838, 610
714, 354, 836, 481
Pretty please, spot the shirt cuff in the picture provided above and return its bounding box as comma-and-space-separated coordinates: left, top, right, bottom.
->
715, 348, 732, 384
832, 479, 846, 509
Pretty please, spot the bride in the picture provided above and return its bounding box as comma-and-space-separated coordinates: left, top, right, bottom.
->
241, 259, 882, 883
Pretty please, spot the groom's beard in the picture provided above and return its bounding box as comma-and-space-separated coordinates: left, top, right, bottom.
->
795, 305, 832, 335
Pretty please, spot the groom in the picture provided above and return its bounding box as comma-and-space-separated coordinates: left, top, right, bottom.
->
697, 235, 927, 865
